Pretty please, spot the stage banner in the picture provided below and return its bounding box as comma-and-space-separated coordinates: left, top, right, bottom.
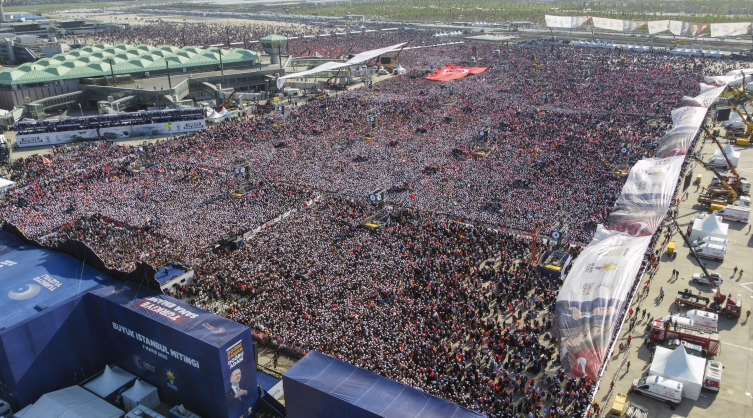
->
607, 208, 666, 237
671, 106, 709, 128
699, 23, 711, 34
711, 22, 750, 38
682, 83, 727, 108
545, 15, 590, 29
85, 284, 258, 418
616, 156, 685, 209
556, 226, 652, 380
592, 17, 645, 32
655, 126, 700, 158
647, 20, 669, 34
669, 20, 692, 36
424, 65, 487, 81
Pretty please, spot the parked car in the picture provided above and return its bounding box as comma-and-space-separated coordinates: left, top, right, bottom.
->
691, 272, 723, 287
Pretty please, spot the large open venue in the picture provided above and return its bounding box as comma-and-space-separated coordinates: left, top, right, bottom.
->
0, 3, 753, 418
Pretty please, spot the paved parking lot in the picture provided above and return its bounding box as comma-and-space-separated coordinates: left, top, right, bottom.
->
595, 125, 753, 417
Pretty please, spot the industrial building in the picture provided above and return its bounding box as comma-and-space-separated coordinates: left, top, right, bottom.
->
0, 42, 286, 114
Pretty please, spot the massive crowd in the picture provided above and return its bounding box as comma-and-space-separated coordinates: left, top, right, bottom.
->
2, 38, 751, 417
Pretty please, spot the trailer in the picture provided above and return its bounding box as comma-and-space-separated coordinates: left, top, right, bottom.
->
649, 319, 720, 356
675, 289, 741, 319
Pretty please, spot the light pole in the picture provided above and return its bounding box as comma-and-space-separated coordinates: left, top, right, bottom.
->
108, 59, 116, 87
165, 58, 172, 90
78, 103, 83, 117
217, 47, 224, 76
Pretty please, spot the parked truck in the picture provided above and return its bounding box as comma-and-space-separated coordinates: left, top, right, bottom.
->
649, 319, 720, 356
675, 288, 741, 319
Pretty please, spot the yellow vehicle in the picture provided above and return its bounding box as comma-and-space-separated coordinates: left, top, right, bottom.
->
610, 394, 648, 418
666, 241, 676, 255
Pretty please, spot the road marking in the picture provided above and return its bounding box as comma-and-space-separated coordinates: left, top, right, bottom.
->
723, 341, 753, 351
740, 282, 753, 293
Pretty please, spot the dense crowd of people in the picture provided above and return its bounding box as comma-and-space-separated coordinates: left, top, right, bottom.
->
2, 39, 752, 417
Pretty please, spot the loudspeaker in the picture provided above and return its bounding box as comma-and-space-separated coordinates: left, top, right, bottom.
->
716, 107, 731, 122
683, 167, 694, 191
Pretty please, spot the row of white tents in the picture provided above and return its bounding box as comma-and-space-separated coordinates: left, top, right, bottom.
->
433, 31, 463, 37
572, 40, 725, 57
670, 47, 725, 57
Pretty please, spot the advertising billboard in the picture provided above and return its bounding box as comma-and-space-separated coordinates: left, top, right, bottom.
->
85, 284, 258, 418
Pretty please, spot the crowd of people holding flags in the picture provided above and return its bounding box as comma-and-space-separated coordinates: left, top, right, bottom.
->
1, 38, 751, 417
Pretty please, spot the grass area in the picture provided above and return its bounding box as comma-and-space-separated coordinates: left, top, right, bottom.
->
3, 0, 182, 15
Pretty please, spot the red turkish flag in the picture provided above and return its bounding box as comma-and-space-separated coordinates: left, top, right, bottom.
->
424, 64, 488, 81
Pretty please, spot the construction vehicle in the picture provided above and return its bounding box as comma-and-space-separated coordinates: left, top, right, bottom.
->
617, 46, 627, 64
218, 88, 238, 111
532, 54, 543, 67
693, 155, 749, 208
671, 38, 688, 47
317, 68, 344, 99
700, 128, 751, 192
609, 394, 648, 418
649, 318, 721, 356
726, 99, 753, 145
670, 217, 742, 319
386, 42, 409, 73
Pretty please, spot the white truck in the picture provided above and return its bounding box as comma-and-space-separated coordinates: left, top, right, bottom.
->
661, 310, 718, 332
692, 236, 728, 247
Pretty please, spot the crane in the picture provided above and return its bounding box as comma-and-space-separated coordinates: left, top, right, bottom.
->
218, 88, 238, 111
726, 99, 753, 140
617, 46, 627, 64
386, 42, 410, 73
702, 126, 749, 194
693, 155, 740, 207
317, 67, 344, 99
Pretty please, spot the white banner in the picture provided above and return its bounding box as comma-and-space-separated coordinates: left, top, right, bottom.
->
655, 126, 700, 159
616, 156, 685, 209
669, 20, 692, 36
592, 17, 645, 32
647, 20, 669, 34
545, 15, 590, 29
671, 106, 709, 128
556, 226, 652, 380
681, 84, 726, 108
711, 22, 750, 38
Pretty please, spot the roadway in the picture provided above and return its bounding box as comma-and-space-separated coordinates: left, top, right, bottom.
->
594, 123, 753, 418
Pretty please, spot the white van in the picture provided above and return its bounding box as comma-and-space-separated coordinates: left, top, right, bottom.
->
715, 205, 750, 223
703, 360, 723, 391
692, 236, 728, 247
694, 243, 725, 260
631, 375, 683, 404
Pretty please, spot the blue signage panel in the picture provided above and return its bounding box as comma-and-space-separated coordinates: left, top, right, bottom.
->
85, 284, 258, 418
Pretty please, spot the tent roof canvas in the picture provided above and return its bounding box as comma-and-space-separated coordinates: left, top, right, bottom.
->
19, 386, 123, 418
650, 346, 704, 383
83, 365, 136, 398
698, 214, 728, 234
122, 379, 157, 399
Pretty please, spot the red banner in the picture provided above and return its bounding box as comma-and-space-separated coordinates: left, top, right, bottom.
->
424, 64, 488, 81
698, 23, 710, 34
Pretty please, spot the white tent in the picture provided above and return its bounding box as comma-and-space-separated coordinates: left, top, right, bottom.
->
206, 107, 234, 123
690, 213, 728, 242
649, 346, 706, 400
83, 365, 136, 399
122, 379, 159, 412
712, 143, 740, 168
392, 65, 407, 75
19, 386, 123, 418
0, 178, 14, 194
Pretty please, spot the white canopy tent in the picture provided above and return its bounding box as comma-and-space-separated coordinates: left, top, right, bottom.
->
122, 379, 160, 412
83, 365, 136, 399
712, 143, 740, 167
0, 178, 14, 194
206, 107, 234, 123
18, 386, 123, 418
690, 214, 728, 242
649, 346, 706, 400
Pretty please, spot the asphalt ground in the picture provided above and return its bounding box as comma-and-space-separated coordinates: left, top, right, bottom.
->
594, 123, 753, 418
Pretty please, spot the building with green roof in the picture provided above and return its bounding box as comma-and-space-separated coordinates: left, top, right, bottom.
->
0, 43, 273, 111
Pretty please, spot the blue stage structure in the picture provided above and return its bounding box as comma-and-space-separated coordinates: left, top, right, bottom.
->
283, 351, 486, 418
0, 230, 258, 418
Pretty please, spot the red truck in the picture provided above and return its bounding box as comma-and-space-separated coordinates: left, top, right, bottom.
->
675, 289, 742, 319
649, 319, 720, 356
